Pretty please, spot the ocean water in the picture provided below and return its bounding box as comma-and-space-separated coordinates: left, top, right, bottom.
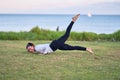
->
0, 14, 120, 34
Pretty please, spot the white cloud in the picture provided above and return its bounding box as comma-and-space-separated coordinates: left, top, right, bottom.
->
0, 0, 120, 14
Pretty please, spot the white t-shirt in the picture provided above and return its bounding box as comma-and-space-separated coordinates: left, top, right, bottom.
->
35, 44, 53, 54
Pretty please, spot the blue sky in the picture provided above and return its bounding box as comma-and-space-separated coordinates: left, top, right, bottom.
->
0, 0, 120, 15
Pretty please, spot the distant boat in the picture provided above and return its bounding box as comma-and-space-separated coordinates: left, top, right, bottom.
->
88, 12, 92, 17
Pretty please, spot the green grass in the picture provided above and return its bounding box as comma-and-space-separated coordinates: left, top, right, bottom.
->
0, 27, 120, 41
0, 40, 120, 80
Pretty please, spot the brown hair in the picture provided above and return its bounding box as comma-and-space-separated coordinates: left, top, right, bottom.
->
26, 42, 35, 49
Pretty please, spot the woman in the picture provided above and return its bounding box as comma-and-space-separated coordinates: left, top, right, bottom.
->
26, 14, 94, 55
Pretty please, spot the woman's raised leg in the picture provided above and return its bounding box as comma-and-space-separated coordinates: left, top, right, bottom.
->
56, 14, 80, 43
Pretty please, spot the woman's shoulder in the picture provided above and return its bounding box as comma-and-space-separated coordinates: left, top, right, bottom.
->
36, 43, 50, 47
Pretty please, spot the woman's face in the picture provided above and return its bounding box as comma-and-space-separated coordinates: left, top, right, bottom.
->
27, 46, 35, 53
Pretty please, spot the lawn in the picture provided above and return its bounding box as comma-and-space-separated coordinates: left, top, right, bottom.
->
0, 40, 120, 80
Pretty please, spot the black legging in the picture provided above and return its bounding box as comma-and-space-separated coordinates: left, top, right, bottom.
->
50, 21, 86, 51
